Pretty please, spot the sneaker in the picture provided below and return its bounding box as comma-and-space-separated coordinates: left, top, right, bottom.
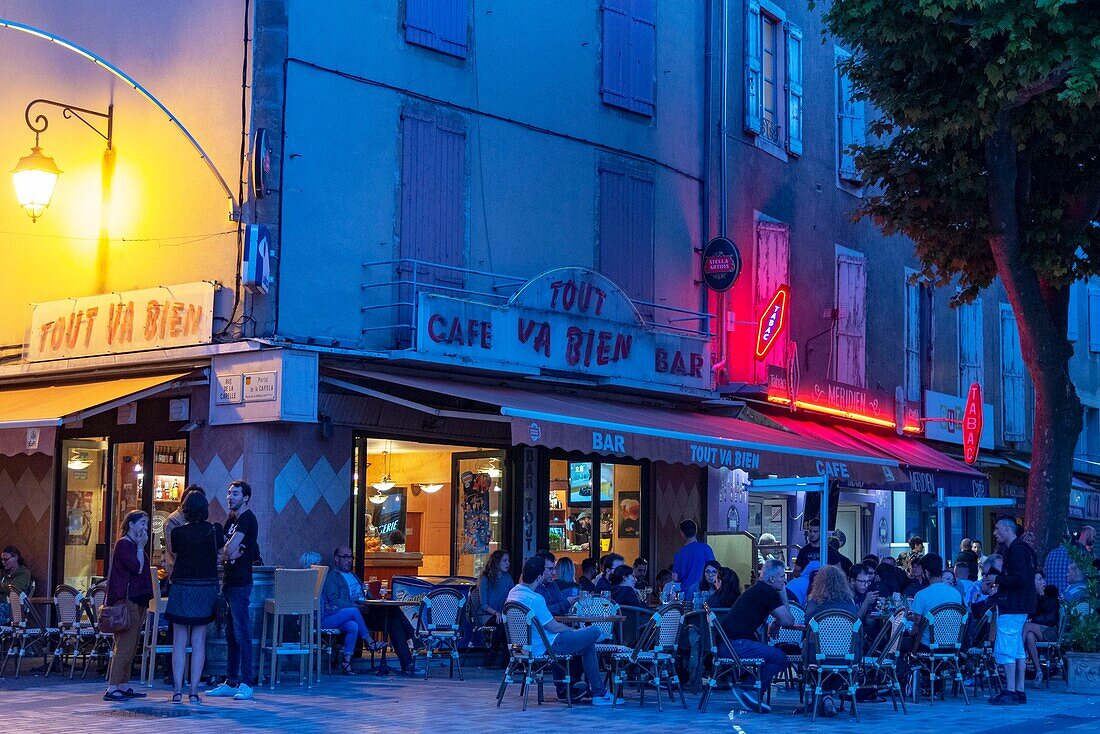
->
1015, 691, 1027, 704
730, 687, 765, 713
205, 683, 237, 697
556, 683, 590, 703
590, 692, 625, 706
232, 683, 253, 701
989, 691, 1018, 706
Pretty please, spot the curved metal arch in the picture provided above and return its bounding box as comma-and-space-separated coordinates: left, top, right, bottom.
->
1, 18, 239, 218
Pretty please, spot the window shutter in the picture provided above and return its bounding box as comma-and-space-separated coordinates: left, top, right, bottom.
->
753, 221, 790, 382
601, 0, 631, 110
904, 277, 921, 401
837, 63, 861, 182
744, 1, 763, 134
1089, 285, 1100, 353
405, 0, 468, 58
958, 299, 984, 392
785, 22, 803, 156
1000, 304, 1025, 442
835, 253, 867, 386
1068, 281, 1079, 342
628, 0, 656, 116
599, 159, 655, 314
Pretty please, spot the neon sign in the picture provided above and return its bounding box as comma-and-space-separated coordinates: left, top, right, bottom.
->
963, 383, 984, 464
754, 284, 790, 361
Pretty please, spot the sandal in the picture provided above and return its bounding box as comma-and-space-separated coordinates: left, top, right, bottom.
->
103, 690, 128, 702
188, 694, 202, 704
121, 688, 147, 698
171, 693, 183, 704
340, 660, 356, 676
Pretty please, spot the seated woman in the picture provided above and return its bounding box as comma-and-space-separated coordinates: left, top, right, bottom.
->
698, 559, 722, 598
803, 565, 859, 717
1024, 570, 1060, 687
1, 546, 33, 624
477, 550, 514, 668
555, 556, 580, 597
608, 564, 641, 608
705, 567, 742, 610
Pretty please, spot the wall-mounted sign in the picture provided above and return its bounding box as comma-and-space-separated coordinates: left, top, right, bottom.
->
117, 403, 137, 425
25, 427, 40, 452
168, 398, 191, 422
754, 285, 789, 361
701, 237, 742, 292
416, 267, 712, 392
243, 371, 278, 402
767, 366, 904, 430
963, 382, 984, 464
923, 389, 994, 449
216, 374, 244, 405
27, 281, 216, 362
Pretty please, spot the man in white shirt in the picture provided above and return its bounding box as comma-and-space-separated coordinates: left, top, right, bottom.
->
909, 554, 964, 646
506, 556, 622, 706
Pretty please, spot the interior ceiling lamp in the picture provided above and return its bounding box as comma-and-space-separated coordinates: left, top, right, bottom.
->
478, 457, 502, 479
67, 449, 91, 471
419, 483, 443, 494
368, 491, 387, 505
371, 446, 395, 492
12, 98, 112, 222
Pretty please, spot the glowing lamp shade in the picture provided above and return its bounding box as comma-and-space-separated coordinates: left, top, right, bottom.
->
372, 475, 395, 492
368, 492, 387, 505
419, 483, 443, 494
12, 146, 61, 222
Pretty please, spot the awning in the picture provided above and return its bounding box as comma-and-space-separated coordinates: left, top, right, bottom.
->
0, 372, 192, 429
1005, 458, 1093, 491
327, 369, 908, 490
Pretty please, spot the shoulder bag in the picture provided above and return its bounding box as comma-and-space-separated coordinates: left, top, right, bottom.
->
98, 539, 132, 634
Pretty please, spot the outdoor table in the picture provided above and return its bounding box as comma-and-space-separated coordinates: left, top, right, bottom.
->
355, 598, 419, 675
553, 614, 626, 625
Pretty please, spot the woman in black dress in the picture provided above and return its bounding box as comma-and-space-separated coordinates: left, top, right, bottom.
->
164, 489, 223, 703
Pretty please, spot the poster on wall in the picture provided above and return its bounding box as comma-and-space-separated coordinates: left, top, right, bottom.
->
617, 491, 640, 538
65, 491, 93, 545
460, 471, 493, 555
368, 489, 407, 549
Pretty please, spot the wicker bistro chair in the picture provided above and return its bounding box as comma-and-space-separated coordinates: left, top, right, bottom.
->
767, 599, 806, 691
910, 602, 970, 705
612, 602, 687, 711
1, 586, 58, 678
463, 584, 498, 668
47, 585, 95, 679
79, 584, 114, 678
497, 601, 577, 711
259, 569, 318, 690
414, 587, 466, 679
698, 608, 768, 713
570, 595, 632, 698
962, 606, 1001, 697
1033, 603, 1072, 685
859, 611, 909, 714
802, 610, 863, 722
308, 565, 328, 681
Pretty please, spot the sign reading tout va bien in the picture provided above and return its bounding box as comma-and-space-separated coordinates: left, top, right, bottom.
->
27, 282, 216, 362
416, 268, 712, 392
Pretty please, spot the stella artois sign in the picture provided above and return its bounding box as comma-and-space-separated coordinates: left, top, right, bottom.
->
963, 383, 984, 465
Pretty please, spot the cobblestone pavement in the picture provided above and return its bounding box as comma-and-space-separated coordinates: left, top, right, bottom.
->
1, 659, 1097, 734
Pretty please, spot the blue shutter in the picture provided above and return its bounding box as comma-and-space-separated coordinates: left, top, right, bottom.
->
629, 0, 656, 116
601, 0, 631, 109
958, 299, 984, 392
904, 275, 921, 401
1089, 284, 1100, 353
406, 0, 468, 58
835, 252, 867, 386
785, 22, 803, 156
1000, 304, 1025, 442
837, 61, 860, 182
1068, 281, 1079, 342
599, 159, 655, 314
744, 1, 763, 133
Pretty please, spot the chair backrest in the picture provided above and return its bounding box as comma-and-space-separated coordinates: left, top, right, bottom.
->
706, 608, 737, 659
6, 586, 27, 626
53, 584, 85, 629
88, 584, 107, 616
420, 587, 466, 631
769, 600, 805, 646
310, 565, 328, 607
150, 566, 164, 606
807, 610, 861, 664
501, 600, 555, 657
648, 602, 684, 652
924, 602, 968, 651
273, 568, 318, 614
467, 583, 483, 624
570, 594, 620, 641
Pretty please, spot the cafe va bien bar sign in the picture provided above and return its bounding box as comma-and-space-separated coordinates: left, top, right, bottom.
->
26, 282, 216, 362
416, 268, 712, 392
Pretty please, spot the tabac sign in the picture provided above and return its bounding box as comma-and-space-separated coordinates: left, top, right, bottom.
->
416, 268, 712, 392
27, 282, 216, 362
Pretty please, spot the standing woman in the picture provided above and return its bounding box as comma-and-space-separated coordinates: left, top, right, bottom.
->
104, 510, 153, 701
164, 490, 223, 703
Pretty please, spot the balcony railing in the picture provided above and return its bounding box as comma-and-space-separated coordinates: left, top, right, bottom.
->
360, 259, 712, 351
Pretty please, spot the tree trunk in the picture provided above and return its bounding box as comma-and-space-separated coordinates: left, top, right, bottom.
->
985, 118, 1082, 557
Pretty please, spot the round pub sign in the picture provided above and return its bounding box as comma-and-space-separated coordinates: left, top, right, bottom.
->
702, 237, 742, 292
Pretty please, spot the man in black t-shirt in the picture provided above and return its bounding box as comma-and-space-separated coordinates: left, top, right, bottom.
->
793, 519, 846, 574
207, 480, 259, 700
718, 559, 795, 713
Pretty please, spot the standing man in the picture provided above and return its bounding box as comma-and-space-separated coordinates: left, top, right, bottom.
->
899, 536, 926, 572
672, 520, 715, 601
792, 518, 845, 575
956, 538, 980, 581
989, 519, 1036, 706
207, 480, 258, 701
1044, 525, 1094, 596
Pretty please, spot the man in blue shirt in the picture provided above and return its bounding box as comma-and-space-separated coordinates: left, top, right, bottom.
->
672, 519, 715, 600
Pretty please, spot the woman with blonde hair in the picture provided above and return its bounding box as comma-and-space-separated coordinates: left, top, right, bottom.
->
805, 565, 857, 618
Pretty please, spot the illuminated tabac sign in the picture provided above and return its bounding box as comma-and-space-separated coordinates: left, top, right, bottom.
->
754, 285, 790, 361
963, 383, 984, 465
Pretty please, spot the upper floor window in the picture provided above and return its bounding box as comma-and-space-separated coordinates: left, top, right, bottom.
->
598, 155, 655, 314
835, 48, 865, 187
904, 271, 931, 403
1000, 304, 1026, 443
405, 0, 469, 58
834, 247, 866, 387
601, 0, 656, 117
745, 2, 802, 157
958, 297, 984, 394
753, 218, 790, 382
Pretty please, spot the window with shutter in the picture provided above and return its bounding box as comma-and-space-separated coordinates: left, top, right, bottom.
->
753, 220, 790, 382
904, 271, 922, 402
1000, 304, 1026, 442
785, 23, 803, 156
1068, 281, 1079, 342
1087, 283, 1100, 352
958, 298, 984, 394
836, 49, 864, 184
835, 250, 866, 386
744, 1, 763, 134
598, 157, 655, 314
601, 0, 655, 116
405, 0, 469, 58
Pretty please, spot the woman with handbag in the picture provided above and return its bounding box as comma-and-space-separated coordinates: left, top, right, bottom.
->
104, 510, 153, 702
164, 489, 223, 703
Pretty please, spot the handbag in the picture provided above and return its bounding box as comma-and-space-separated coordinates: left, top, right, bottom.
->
98, 541, 132, 634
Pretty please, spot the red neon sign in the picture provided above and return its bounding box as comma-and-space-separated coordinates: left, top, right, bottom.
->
963, 382, 983, 464
755, 285, 790, 361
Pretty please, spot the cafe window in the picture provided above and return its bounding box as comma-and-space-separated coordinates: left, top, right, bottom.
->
355, 438, 506, 579
547, 459, 642, 567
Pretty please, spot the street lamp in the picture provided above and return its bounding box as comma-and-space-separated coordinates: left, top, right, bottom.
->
11, 98, 112, 222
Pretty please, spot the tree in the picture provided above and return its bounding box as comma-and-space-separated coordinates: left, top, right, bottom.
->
819, 0, 1100, 555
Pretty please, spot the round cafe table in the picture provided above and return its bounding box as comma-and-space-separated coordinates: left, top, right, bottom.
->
355, 598, 419, 675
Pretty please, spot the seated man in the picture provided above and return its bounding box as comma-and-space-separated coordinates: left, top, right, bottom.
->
321, 546, 415, 675
594, 553, 624, 594
608, 565, 640, 607
632, 557, 650, 592
577, 557, 599, 593
536, 551, 575, 614
847, 563, 879, 621
901, 556, 928, 599
506, 556, 622, 705
953, 561, 977, 606
908, 554, 963, 647
718, 559, 796, 713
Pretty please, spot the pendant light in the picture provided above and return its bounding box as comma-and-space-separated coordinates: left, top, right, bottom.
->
419, 483, 443, 494
372, 444, 395, 492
